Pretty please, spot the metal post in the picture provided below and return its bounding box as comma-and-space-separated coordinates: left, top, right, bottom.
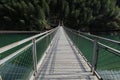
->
47, 35, 49, 46
50, 34, 51, 41
92, 38, 99, 74
49, 34, 52, 46
32, 39, 37, 76
0, 75, 2, 80
77, 30, 80, 45
46, 35, 49, 54
71, 33, 74, 42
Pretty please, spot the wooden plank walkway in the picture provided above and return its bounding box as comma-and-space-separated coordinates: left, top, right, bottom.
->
35, 27, 98, 80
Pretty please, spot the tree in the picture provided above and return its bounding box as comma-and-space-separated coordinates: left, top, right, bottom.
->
0, 0, 50, 30
0, 0, 120, 32
62, 0, 120, 33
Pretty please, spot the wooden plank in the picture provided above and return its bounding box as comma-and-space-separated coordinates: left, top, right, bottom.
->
35, 27, 98, 80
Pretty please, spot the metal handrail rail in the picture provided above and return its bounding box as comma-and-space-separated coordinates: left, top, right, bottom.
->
65, 27, 120, 56
0, 27, 58, 54
65, 27, 120, 45
0, 27, 58, 65
64, 27, 120, 76
0, 29, 57, 65
0, 31, 42, 34
0, 27, 58, 80
78, 33, 120, 56
80, 32, 120, 45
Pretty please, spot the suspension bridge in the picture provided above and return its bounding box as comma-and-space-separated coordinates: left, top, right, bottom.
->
0, 26, 120, 80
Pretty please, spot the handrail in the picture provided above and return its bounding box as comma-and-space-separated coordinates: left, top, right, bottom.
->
0, 31, 42, 34
0, 27, 58, 80
65, 27, 120, 45
64, 27, 120, 56
80, 32, 120, 45
73, 32, 120, 56
64, 27, 120, 80
0, 27, 58, 54
0, 29, 56, 66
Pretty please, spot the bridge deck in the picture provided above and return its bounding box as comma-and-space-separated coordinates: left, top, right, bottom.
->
35, 27, 98, 80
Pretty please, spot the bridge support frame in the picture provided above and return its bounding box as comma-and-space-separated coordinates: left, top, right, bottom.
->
92, 38, 99, 74
32, 39, 38, 76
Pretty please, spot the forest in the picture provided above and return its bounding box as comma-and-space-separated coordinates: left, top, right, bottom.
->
0, 0, 120, 33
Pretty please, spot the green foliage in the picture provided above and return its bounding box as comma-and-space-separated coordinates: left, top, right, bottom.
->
0, 0, 50, 31
0, 0, 120, 32
61, 0, 120, 33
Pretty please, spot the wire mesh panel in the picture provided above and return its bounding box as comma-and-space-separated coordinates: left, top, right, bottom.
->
65, 27, 120, 80
97, 47, 120, 80
0, 46, 33, 80
65, 30, 93, 64
99, 39, 120, 51
0, 34, 34, 47
36, 37, 48, 62
84, 34, 120, 79
77, 35, 93, 64
1, 41, 31, 59
36, 32, 56, 62
0, 28, 57, 80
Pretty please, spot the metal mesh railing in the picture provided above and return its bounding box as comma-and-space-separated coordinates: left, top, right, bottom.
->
0, 27, 57, 80
65, 29, 93, 64
97, 47, 120, 79
0, 46, 33, 80
0, 41, 31, 59
36, 32, 56, 63
65, 27, 120, 80
0, 33, 34, 48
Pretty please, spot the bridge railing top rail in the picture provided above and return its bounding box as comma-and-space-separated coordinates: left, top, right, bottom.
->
0, 27, 58, 80
64, 27, 120, 80
65, 27, 120, 56
65, 27, 120, 45
0, 27, 58, 66
0, 27, 58, 54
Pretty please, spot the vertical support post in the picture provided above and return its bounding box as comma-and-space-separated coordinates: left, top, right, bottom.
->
71, 33, 74, 46
77, 30, 80, 45
0, 75, 2, 80
92, 38, 99, 74
50, 34, 51, 42
47, 35, 49, 46
71, 30, 74, 43
32, 39, 37, 76
49, 33, 52, 46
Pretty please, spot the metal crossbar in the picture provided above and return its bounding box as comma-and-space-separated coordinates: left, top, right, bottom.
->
65, 27, 120, 45
0, 28, 56, 54
72, 31, 120, 56
65, 27, 120, 56
64, 27, 120, 80
0, 27, 58, 80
